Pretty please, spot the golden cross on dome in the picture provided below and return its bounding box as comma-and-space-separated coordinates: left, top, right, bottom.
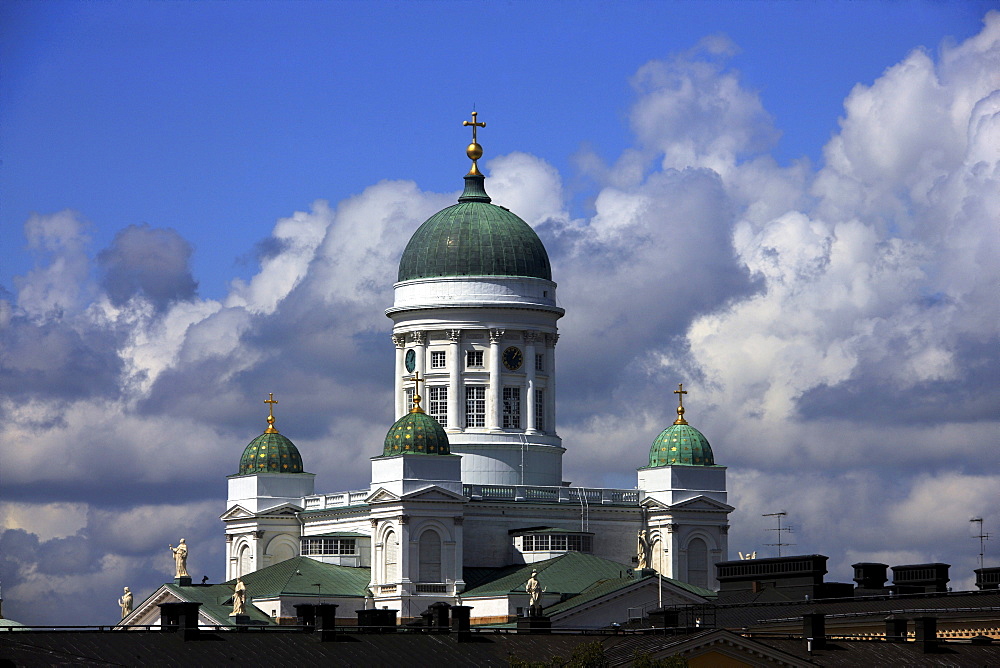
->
463, 110, 486, 143
673, 383, 688, 425
463, 110, 486, 176
409, 372, 425, 413
264, 393, 280, 433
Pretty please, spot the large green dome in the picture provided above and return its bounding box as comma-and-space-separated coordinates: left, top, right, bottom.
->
383, 403, 450, 456
397, 174, 552, 282
648, 423, 715, 467
239, 431, 304, 474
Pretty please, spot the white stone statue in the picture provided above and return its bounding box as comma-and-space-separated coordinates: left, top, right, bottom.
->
230, 578, 246, 617
526, 569, 542, 614
169, 538, 189, 578
637, 529, 650, 570
119, 587, 133, 618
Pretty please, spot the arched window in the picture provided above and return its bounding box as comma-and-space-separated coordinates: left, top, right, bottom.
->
384, 530, 397, 582
238, 544, 251, 578
418, 530, 442, 583
687, 538, 709, 588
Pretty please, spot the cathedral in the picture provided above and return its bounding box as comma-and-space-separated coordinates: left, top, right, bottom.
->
127, 114, 733, 628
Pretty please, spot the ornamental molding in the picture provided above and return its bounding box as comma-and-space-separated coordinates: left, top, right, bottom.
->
453, 516, 465, 526
253, 530, 266, 539
411, 331, 427, 345
720, 525, 730, 534
666, 524, 677, 533
545, 333, 559, 348
523, 330, 540, 344
391, 334, 406, 348
398, 514, 410, 525
489, 329, 506, 344
447, 329, 462, 343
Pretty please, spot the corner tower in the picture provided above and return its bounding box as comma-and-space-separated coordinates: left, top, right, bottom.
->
637, 385, 731, 590
386, 112, 565, 486
223, 394, 315, 580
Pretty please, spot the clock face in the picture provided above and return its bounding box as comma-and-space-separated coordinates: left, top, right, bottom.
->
502, 346, 523, 371
404, 349, 416, 373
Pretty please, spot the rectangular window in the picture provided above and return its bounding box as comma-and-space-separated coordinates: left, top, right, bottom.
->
428, 386, 447, 427
502, 387, 520, 429
301, 538, 356, 556
404, 388, 414, 413
535, 353, 544, 372
430, 351, 446, 369
535, 389, 544, 432
466, 350, 484, 368
521, 534, 592, 553
465, 386, 486, 427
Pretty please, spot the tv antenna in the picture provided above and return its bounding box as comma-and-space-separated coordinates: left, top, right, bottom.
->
971, 518, 990, 571
763, 512, 795, 557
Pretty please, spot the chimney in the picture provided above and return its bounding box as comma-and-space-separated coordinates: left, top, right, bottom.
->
802, 612, 826, 651
913, 616, 938, 653
891, 563, 949, 594
314, 603, 338, 642
158, 601, 202, 641
294, 603, 316, 631
975, 566, 1000, 590
852, 562, 889, 594
428, 601, 451, 633
884, 614, 907, 643
451, 605, 472, 641
356, 607, 398, 632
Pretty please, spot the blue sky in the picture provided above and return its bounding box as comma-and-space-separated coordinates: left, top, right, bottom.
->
3, 1, 993, 298
2, 1, 999, 625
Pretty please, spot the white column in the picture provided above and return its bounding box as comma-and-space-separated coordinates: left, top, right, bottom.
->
412, 331, 427, 405
545, 332, 559, 434
488, 328, 504, 430
447, 329, 461, 431
392, 333, 406, 418
524, 331, 538, 434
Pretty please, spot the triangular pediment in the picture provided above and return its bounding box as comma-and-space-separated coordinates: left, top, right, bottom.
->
400, 485, 466, 502
366, 487, 401, 504
258, 502, 303, 516
640, 496, 669, 510
221, 504, 255, 521
668, 495, 734, 512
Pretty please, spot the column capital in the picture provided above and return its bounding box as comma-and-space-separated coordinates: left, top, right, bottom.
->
489, 329, 505, 345
411, 331, 427, 345
523, 330, 540, 344
545, 333, 559, 347
391, 333, 406, 348
447, 328, 462, 342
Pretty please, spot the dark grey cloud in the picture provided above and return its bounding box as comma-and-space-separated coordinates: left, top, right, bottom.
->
98, 223, 198, 309
0, 313, 125, 404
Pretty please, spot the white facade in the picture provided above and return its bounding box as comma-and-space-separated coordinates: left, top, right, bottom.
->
218, 162, 733, 620
386, 275, 565, 487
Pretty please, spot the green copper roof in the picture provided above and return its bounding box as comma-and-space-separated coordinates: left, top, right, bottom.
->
397, 174, 552, 282
382, 407, 450, 456
239, 430, 304, 475
647, 422, 715, 467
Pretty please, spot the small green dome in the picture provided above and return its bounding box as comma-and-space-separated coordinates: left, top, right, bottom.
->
648, 423, 715, 467
239, 430, 304, 474
397, 174, 552, 282
383, 406, 450, 456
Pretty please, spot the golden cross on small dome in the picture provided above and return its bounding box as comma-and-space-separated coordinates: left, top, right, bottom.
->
463, 110, 486, 176
264, 392, 280, 433
409, 372, 425, 413
673, 383, 688, 425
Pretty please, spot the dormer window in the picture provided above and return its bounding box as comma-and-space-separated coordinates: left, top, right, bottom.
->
512, 527, 594, 559
302, 537, 356, 556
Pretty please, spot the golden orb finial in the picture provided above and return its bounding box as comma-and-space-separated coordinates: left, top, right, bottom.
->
463, 110, 486, 176
264, 392, 280, 433
673, 383, 689, 425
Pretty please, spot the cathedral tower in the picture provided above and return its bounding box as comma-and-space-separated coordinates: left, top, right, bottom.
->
386, 113, 565, 487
